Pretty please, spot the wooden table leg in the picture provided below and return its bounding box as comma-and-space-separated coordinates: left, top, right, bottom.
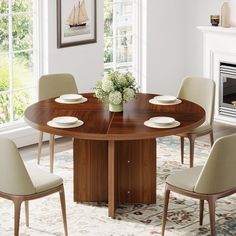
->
108, 140, 117, 218
117, 139, 156, 204
73, 138, 156, 218
73, 139, 108, 202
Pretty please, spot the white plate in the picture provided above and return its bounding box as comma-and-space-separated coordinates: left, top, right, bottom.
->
60, 94, 83, 102
55, 97, 88, 104
53, 116, 78, 125
149, 98, 182, 106
154, 95, 177, 103
144, 120, 180, 129
149, 116, 175, 126
47, 119, 84, 128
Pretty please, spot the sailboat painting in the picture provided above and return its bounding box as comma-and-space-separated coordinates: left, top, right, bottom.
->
57, 0, 97, 48
67, 0, 89, 28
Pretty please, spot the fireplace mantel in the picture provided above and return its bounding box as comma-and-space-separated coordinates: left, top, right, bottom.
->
198, 26, 236, 125
198, 26, 236, 35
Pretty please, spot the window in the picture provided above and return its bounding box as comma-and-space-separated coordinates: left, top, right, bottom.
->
104, 0, 140, 78
0, 0, 39, 127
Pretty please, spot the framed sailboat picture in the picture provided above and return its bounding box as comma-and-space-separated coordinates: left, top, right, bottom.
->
57, 0, 97, 48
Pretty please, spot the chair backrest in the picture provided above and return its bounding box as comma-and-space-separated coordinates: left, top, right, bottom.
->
178, 77, 215, 126
0, 138, 35, 195
194, 133, 236, 194
38, 73, 78, 101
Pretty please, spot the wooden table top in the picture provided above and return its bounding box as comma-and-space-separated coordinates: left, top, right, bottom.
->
24, 93, 205, 141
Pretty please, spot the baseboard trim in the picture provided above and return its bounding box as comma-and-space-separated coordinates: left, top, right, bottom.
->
0, 126, 50, 148
214, 116, 236, 126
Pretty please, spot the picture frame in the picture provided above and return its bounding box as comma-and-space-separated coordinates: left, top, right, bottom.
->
57, 0, 97, 48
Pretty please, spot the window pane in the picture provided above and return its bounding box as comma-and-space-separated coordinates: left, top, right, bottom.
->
13, 51, 33, 89
115, 1, 133, 35
0, 55, 10, 92
0, 15, 9, 52
0, 92, 10, 124
104, 0, 137, 74
0, 0, 8, 14
104, 0, 113, 38
0, 1, 37, 126
12, 0, 33, 12
12, 13, 33, 51
104, 37, 113, 63
116, 34, 132, 63
13, 88, 33, 121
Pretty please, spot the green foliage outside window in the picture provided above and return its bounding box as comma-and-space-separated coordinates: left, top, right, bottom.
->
104, 0, 113, 63
0, 0, 33, 125
0, 0, 8, 14
0, 56, 31, 124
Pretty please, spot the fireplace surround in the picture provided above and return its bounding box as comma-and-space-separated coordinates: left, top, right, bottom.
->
198, 26, 236, 124
219, 62, 236, 117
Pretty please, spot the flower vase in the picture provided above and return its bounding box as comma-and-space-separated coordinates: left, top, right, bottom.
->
109, 103, 123, 112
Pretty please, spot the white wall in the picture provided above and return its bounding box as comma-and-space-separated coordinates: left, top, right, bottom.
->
185, 0, 236, 77
145, 0, 236, 94
41, 1, 187, 96
145, 0, 186, 95
42, 1, 104, 93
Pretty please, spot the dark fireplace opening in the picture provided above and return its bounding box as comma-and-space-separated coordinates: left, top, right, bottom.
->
219, 62, 236, 117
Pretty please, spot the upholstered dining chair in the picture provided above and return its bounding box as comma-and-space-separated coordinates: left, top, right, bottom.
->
38, 73, 78, 173
177, 77, 215, 167
161, 133, 236, 236
0, 138, 68, 236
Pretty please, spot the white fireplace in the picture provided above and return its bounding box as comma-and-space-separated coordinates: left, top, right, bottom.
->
198, 26, 236, 125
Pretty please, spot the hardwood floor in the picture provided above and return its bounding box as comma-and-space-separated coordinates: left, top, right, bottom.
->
19, 137, 73, 161
19, 121, 236, 161
198, 121, 236, 142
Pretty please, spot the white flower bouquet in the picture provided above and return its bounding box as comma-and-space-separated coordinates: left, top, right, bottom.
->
94, 71, 139, 111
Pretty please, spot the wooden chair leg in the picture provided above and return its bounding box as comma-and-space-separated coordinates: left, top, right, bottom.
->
161, 187, 170, 236
188, 134, 196, 168
25, 201, 29, 227
180, 137, 184, 164
210, 130, 214, 147
59, 185, 68, 236
50, 134, 55, 173
199, 199, 204, 226
14, 198, 22, 236
37, 132, 43, 164
208, 198, 216, 236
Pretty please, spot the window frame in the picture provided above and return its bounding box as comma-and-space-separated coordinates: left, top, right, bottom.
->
104, 0, 142, 85
0, 0, 40, 131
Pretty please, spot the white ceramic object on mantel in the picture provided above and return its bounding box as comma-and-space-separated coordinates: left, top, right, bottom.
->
221, 2, 231, 28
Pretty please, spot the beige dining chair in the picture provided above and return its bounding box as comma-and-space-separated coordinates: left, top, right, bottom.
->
161, 133, 236, 236
0, 138, 68, 236
38, 73, 78, 173
177, 77, 215, 167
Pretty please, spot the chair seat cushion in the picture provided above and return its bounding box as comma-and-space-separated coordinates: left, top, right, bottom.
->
166, 166, 203, 192
26, 164, 63, 193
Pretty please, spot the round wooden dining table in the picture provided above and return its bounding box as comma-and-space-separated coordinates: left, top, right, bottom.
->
24, 93, 205, 218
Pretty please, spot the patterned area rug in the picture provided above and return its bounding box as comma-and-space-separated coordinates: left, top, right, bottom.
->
1, 136, 236, 236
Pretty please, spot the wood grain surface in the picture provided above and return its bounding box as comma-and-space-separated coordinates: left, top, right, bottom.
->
24, 93, 205, 140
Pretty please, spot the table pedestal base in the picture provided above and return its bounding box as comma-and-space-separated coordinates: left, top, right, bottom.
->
73, 139, 156, 215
